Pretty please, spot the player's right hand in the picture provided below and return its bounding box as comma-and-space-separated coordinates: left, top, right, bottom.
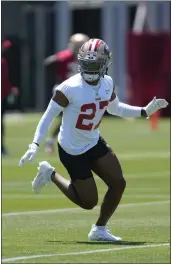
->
144, 97, 168, 118
19, 143, 38, 167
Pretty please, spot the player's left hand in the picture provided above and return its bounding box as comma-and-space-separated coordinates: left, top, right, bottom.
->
144, 97, 168, 118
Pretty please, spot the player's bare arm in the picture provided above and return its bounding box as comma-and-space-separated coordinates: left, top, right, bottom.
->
52, 90, 69, 107
44, 54, 59, 90
44, 54, 57, 67
110, 88, 116, 102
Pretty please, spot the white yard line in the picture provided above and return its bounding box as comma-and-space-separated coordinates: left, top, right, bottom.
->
4, 113, 40, 123
2, 201, 169, 217
2, 170, 169, 190
1, 151, 170, 166
2, 243, 170, 263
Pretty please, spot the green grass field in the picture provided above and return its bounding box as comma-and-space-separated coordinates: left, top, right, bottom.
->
2, 114, 170, 263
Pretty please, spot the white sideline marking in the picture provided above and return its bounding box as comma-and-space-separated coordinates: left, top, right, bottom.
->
2, 243, 170, 263
2, 201, 169, 217
2, 151, 170, 166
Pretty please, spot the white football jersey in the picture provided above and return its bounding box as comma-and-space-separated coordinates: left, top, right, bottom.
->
57, 73, 113, 155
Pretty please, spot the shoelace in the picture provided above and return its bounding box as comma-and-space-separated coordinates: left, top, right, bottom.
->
105, 228, 114, 236
106, 228, 112, 233
97, 227, 113, 235
97, 229, 114, 241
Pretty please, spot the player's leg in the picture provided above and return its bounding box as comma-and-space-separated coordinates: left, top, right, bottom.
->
32, 144, 98, 210
88, 137, 126, 241
51, 172, 98, 210
55, 143, 98, 209
92, 151, 126, 226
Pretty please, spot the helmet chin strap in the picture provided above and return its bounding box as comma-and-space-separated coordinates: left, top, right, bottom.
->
82, 73, 100, 82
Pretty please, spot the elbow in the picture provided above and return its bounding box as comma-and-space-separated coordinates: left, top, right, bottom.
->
107, 96, 120, 116
107, 107, 112, 115
107, 107, 115, 116
107, 106, 120, 117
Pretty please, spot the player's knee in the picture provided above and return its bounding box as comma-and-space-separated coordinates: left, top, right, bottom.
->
120, 177, 126, 191
81, 198, 98, 210
111, 176, 126, 192
115, 177, 126, 193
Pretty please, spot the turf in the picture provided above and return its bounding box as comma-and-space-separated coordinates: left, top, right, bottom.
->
2, 114, 170, 263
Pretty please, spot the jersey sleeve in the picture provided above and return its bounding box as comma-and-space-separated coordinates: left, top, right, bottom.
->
55, 82, 73, 103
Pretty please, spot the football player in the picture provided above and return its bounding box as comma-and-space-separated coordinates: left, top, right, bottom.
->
19, 39, 168, 241
44, 33, 89, 154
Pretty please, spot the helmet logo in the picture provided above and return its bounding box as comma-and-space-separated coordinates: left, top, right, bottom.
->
85, 52, 96, 60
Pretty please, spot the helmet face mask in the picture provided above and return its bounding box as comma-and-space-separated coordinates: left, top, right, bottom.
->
79, 59, 103, 72
78, 39, 111, 83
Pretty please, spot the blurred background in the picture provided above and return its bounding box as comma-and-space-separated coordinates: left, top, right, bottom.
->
2, 0, 171, 112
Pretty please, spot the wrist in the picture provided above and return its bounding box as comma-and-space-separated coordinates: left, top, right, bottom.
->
141, 108, 148, 118
33, 142, 39, 147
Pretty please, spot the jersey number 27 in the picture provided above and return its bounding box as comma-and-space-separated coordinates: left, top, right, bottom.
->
76, 101, 109, 131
